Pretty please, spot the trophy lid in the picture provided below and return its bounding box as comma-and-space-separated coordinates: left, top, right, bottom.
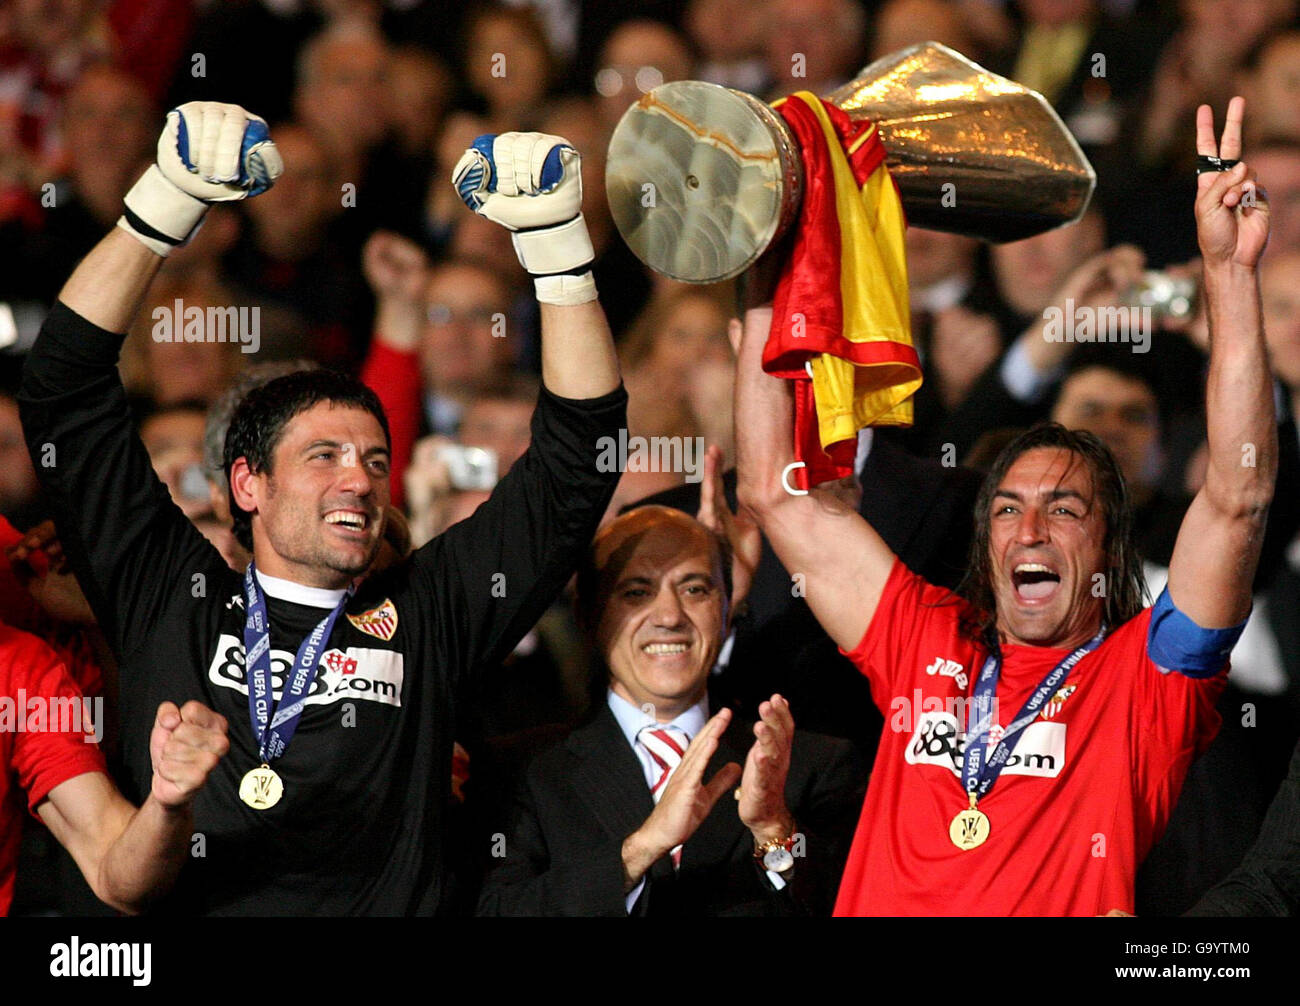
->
606, 81, 803, 283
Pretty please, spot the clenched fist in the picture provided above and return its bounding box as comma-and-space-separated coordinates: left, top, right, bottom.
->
453, 132, 583, 230
156, 101, 282, 201
363, 230, 431, 305
363, 230, 430, 353
149, 700, 230, 809
451, 131, 595, 302
119, 101, 282, 257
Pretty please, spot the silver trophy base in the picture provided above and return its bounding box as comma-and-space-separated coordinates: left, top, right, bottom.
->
606, 82, 803, 283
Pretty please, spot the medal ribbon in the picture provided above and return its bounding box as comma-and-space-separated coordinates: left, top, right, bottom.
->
242, 562, 354, 765
961, 626, 1105, 802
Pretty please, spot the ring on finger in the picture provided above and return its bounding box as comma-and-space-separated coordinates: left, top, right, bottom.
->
1197, 154, 1240, 175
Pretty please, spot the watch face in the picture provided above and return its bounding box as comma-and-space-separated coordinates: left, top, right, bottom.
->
763, 846, 796, 872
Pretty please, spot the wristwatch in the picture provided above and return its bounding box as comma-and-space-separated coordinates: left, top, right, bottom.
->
754, 831, 798, 874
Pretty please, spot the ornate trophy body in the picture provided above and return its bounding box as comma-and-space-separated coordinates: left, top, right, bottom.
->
606, 41, 1096, 283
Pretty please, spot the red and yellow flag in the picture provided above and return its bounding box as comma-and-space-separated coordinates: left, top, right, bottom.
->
762, 92, 921, 490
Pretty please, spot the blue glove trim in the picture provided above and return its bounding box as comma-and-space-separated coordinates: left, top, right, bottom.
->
451, 134, 498, 212
1146, 586, 1245, 678
242, 120, 274, 195
538, 145, 566, 192
471, 133, 498, 190
176, 111, 194, 171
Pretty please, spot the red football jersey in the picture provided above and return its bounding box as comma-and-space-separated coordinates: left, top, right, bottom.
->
1, 622, 106, 915
834, 559, 1225, 916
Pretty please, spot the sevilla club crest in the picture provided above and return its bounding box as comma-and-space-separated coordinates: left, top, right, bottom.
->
347, 599, 399, 641
1039, 684, 1078, 720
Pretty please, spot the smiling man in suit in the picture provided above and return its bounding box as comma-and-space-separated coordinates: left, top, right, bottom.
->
477, 505, 864, 916
633, 431, 982, 749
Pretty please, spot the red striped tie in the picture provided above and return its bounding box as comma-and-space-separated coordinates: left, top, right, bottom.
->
639, 726, 690, 867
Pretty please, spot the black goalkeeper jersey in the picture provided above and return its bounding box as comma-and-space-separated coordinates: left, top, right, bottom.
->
19, 301, 626, 915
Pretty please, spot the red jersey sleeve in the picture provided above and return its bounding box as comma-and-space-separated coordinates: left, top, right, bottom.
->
361, 337, 422, 511
839, 557, 969, 710
3, 625, 106, 818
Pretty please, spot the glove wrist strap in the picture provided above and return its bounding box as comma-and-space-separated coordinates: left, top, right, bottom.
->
511, 214, 595, 276
533, 271, 598, 306
117, 165, 208, 257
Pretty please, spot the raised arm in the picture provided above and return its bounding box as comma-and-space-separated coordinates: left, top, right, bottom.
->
359, 230, 429, 510
733, 302, 896, 653
413, 132, 624, 673
449, 131, 619, 401
18, 103, 282, 656
1167, 98, 1277, 628
58, 229, 163, 332
537, 300, 619, 399
63, 101, 280, 327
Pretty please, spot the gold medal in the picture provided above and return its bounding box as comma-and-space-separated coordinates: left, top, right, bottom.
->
949, 792, 990, 850
239, 764, 284, 810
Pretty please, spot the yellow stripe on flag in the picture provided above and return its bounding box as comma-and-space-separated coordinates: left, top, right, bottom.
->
788, 93, 921, 448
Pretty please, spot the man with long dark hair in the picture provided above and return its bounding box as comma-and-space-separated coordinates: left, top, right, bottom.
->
735, 98, 1277, 915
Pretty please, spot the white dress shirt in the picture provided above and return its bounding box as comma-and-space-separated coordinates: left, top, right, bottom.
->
606, 689, 787, 911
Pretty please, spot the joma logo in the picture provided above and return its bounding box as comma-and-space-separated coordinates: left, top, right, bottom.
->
924, 656, 968, 689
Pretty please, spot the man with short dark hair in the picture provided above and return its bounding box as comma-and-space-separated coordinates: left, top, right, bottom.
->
20, 103, 626, 914
736, 99, 1277, 915
478, 502, 863, 916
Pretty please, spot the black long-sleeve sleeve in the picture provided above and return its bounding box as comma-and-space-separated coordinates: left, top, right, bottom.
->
409, 382, 626, 690
17, 301, 226, 661
1252, 414, 1300, 591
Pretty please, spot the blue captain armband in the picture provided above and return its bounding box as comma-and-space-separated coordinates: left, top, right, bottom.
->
1146, 587, 1246, 678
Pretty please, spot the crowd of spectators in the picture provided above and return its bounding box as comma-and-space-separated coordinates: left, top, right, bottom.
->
2, 0, 1299, 915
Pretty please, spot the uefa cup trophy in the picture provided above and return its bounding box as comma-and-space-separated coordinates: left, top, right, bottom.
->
606, 41, 1097, 283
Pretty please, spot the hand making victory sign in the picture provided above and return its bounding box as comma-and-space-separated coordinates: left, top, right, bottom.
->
1196, 96, 1269, 268
1166, 93, 1276, 632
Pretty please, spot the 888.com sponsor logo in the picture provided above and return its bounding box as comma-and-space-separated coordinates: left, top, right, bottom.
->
904, 710, 1067, 778
206, 634, 404, 708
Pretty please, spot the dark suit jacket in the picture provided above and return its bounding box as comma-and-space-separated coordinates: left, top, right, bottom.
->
1186, 737, 1300, 916
476, 703, 866, 917
633, 431, 982, 747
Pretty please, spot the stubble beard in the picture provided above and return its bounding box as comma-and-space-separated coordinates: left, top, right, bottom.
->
269, 513, 382, 586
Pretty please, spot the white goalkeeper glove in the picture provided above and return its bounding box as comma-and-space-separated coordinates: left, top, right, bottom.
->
118, 101, 283, 257
451, 132, 597, 305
